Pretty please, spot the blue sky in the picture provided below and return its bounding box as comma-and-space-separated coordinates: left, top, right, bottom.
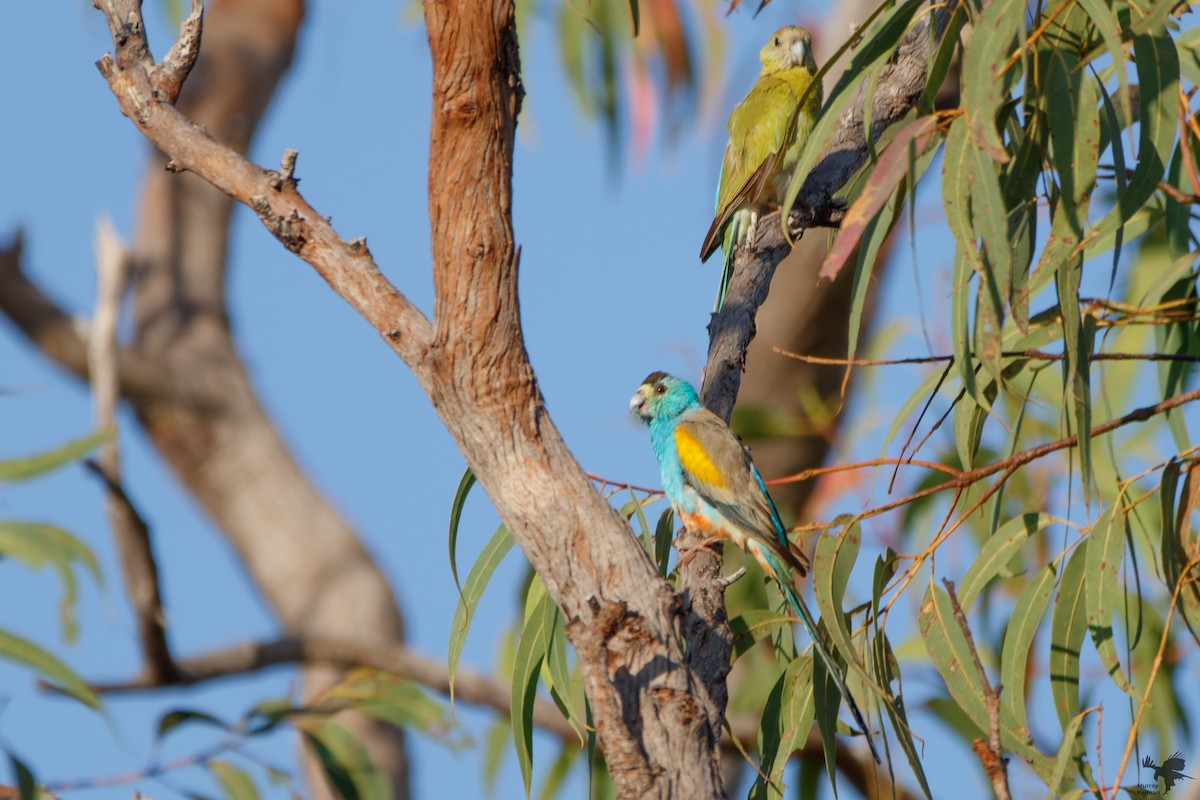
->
1, 2, 1197, 799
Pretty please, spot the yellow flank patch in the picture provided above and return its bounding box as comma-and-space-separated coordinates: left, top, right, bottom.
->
675, 427, 726, 489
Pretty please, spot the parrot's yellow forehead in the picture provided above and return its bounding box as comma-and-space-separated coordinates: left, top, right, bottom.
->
760, 26, 815, 73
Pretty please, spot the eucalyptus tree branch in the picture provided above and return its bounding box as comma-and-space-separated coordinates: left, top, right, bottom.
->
91, 1, 432, 364
86, 219, 178, 685
0, 233, 177, 404
89, 0, 729, 795
82, 636, 579, 743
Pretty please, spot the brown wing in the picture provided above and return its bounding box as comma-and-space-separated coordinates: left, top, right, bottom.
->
698, 150, 783, 262
675, 409, 808, 575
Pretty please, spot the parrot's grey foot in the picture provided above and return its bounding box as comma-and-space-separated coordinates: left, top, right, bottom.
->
676, 535, 724, 568
730, 208, 759, 250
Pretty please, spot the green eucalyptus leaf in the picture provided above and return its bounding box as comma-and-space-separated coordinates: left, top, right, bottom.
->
449, 523, 515, 706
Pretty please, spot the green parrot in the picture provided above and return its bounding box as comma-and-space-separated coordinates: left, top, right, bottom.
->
699, 26, 823, 309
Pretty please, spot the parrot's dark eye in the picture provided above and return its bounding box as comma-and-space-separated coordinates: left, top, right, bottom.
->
655, 384, 666, 394
774, 36, 780, 46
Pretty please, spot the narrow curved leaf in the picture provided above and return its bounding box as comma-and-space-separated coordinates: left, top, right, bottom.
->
653, 507, 674, 577
448, 523, 515, 705
1047, 708, 1095, 797
999, 562, 1056, 744
812, 521, 865, 674
752, 656, 814, 800
0, 430, 110, 482
919, 585, 989, 727
329, 669, 455, 740
209, 760, 260, 800
1085, 504, 1137, 697
1074, 0, 1130, 126
537, 743, 577, 800
157, 708, 228, 740
961, 0, 1024, 161
872, 632, 933, 798
1087, 29, 1179, 244
512, 589, 554, 798
845, 127, 944, 375
958, 513, 1055, 611
483, 718, 509, 795
919, 3, 964, 112
8, 755, 37, 800
821, 115, 939, 281
447, 467, 477, 600
0, 521, 102, 642
1179, 25, 1200, 86
919, 584, 1056, 781
542, 600, 581, 734
942, 116, 980, 270
730, 609, 794, 662
1050, 541, 1089, 770
0, 629, 100, 710
810, 641, 840, 795
300, 720, 391, 800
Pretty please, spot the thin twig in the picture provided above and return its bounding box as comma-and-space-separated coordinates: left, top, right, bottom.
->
792, 386, 1200, 534
766, 456, 963, 486
775, 346, 1200, 367
997, 0, 1075, 78
941, 580, 1010, 800
46, 736, 241, 792
87, 217, 177, 684
1178, 88, 1200, 198
1108, 556, 1200, 799
149, 0, 203, 104
892, 359, 955, 492
586, 472, 663, 497
72, 635, 579, 742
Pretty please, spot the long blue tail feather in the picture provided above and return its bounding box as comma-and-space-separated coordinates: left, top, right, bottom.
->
762, 548, 881, 765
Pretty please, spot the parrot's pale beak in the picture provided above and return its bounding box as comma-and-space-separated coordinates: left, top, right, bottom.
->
791, 41, 808, 66
630, 388, 649, 417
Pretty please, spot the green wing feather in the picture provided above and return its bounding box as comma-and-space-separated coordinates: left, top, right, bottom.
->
700, 68, 821, 263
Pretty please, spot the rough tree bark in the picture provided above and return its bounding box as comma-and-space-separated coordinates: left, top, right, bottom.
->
72, 0, 732, 796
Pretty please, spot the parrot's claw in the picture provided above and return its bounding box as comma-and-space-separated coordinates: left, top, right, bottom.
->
729, 208, 759, 251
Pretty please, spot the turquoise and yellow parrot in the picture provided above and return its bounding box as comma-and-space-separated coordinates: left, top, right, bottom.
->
630, 372, 879, 763
700, 26, 823, 309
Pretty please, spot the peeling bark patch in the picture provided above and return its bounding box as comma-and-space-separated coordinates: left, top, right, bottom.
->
651, 686, 701, 728
249, 197, 307, 253
449, 96, 481, 123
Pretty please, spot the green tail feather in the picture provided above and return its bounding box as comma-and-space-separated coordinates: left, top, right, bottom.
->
765, 549, 881, 765
714, 230, 736, 312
